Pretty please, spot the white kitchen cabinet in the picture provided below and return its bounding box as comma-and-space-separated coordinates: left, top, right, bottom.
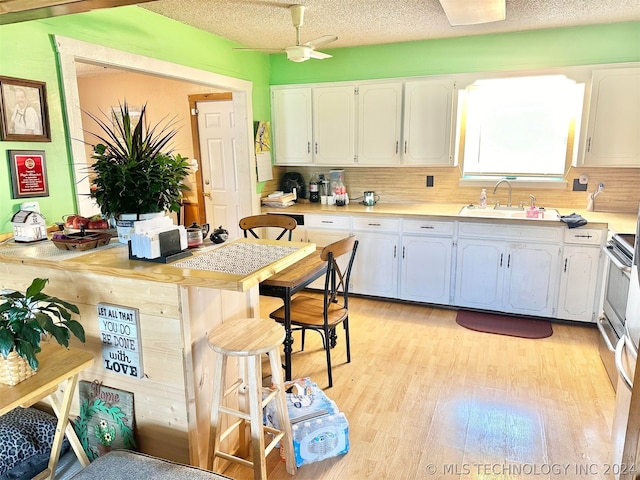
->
454, 228, 560, 317
357, 83, 403, 165
351, 217, 400, 297
272, 88, 313, 165
399, 219, 454, 304
556, 228, 605, 322
582, 67, 640, 167
402, 79, 456, 166
305, 214, 351, 289
312, 86, 356, 166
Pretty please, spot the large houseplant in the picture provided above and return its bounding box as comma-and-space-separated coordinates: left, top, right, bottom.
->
86, 101, 191, 219
0, 278, 86, 384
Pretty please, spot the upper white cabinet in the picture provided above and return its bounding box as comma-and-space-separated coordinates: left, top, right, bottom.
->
312, 86, 356, 166
272, 88, 313, 165
357, 83, 403, 166
402, 80, 456, 166
582, 67, 640, 167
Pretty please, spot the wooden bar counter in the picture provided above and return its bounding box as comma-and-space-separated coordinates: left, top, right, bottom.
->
0, 238, 315, 469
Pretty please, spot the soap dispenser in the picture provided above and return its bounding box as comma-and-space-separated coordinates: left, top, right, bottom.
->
479, 189, 487, 208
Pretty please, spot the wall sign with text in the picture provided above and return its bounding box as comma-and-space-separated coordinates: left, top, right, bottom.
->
97, 303, 143, 379
8, 150, 49, 198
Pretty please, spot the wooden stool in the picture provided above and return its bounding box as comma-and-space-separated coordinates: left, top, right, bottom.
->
207, 317, 296, 479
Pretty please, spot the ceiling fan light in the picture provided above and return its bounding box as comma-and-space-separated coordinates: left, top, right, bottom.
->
439, 0, 505, 26
286, 45, 311, 62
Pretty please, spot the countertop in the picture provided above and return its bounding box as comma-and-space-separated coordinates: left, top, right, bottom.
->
262, 202, 638, 235
0, 238, 316, 292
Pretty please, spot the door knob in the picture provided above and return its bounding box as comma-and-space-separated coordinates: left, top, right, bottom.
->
203, 191, 211, 198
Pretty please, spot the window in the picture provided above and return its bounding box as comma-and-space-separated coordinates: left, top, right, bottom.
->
458, 75, 584, 179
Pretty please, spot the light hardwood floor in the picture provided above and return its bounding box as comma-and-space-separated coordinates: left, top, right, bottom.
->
219, 295, 616, 480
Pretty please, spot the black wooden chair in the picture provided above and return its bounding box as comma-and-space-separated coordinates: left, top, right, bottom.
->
269, 236, 358, 388
239, 214, 297, 241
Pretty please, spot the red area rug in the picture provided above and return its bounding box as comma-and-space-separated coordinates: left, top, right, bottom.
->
455, 310, 553, 339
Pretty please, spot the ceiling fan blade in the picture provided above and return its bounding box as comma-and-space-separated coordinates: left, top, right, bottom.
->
304, 35, 338, 49
309, 50, 332, 60
439, 0, 505, 26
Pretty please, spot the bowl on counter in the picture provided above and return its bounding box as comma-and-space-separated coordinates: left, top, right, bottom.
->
51, 231, 112, 251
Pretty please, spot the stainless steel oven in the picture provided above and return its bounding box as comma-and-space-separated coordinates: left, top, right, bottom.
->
598, 233, 634, 390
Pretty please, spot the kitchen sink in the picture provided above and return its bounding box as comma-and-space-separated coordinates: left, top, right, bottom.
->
458, 205, 560, 221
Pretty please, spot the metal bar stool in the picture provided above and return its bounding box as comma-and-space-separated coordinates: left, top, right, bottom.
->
207, 317, 296, 479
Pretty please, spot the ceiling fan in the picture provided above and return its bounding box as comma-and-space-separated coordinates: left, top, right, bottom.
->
234, 4, 337, 63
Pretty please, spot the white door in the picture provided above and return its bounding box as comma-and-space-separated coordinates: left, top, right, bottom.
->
400, 235, 452, 304
351, 232, 399, 297
271, 88, 313, 165
197, 100, 241, 238
556, 245, 600, 321
313, 85, 356, 165
454, 238, 504, 310
357, 83, 403, 165
503, 242, 559, 316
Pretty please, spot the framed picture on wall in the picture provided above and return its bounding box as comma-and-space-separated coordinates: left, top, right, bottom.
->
0, 76, 51, 142
8, 150, 49, 198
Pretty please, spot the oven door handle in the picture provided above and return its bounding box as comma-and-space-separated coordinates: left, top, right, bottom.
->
603, 246, 632, 275
615, 336, 633, 391
597, 316, 617, 352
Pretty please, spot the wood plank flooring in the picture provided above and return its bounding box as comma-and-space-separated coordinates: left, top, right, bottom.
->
219, 295, 616, 480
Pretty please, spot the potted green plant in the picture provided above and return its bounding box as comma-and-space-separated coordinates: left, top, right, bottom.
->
0, 278, 86, 385
85, 101, 191, 241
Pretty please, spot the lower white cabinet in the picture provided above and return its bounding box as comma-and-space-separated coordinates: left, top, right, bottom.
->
351, 217, 400, 297
304, 214, 351, 289
399, 220, 454, 304
454, 238, 559, 317
556, 228, 604, 322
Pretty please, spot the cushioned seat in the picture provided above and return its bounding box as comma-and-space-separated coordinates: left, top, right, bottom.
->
68, 450, 232, 480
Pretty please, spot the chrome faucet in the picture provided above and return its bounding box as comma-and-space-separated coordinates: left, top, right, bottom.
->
493, 179, 512, 207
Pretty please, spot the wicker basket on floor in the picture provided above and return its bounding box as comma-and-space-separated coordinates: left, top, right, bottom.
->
0, 350, 36, 386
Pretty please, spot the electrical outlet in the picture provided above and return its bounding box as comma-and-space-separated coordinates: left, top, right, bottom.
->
426, 175, 434, 187
572, 178, 587, 191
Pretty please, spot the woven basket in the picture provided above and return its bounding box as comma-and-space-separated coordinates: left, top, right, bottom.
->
0, 350, 36, 386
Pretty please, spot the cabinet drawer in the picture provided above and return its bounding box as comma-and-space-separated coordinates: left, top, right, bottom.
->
402, 219, 454, 236
457, 221, 562, 242
352, 217, 400, 232
305, 214, 351, 230
563, 228, 605, 245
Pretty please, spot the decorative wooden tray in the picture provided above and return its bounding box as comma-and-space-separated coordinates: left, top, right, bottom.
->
51, 232, 112, 251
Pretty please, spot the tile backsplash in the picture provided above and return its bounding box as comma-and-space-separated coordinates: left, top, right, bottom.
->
266, 165, 640, 213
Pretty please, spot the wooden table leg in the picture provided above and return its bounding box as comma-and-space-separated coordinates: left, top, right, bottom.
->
40, 374, 88, 479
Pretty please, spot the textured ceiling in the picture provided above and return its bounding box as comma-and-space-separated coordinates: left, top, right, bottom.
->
142, 0, 640, 50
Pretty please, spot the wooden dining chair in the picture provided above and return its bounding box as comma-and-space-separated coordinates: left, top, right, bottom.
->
239, 214, 297, 241
269, 235, 358, 388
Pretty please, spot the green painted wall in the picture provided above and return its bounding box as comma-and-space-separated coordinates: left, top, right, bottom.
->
1, 13, 638, 235
0, 6, 270, 234
269, 22, 640, 84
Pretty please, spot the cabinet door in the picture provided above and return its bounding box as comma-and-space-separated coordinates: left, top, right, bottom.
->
306, 228, 351, 290
357, 83, 403, 165
272, 88, 313, 165
402, 80, 455, 166
400, 235, 452, 304
556, 245, 601, 322
503, 243, 559, 317
454, 238, 504, 310
312, 86, 356, 165
583, 67, 640, 167
351, 232, 399, 297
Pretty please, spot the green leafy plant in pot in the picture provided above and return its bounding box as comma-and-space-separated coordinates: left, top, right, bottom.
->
0, 278, 86, 385
85, 101, 190, 240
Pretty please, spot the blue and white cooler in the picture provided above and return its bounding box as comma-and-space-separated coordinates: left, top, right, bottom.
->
265, 377, 349, 467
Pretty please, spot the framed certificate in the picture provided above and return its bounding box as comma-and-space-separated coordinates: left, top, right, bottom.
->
8, 150, 49, 198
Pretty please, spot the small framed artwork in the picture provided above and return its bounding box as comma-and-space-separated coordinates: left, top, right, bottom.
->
0, 76, 51, 142
8, 150, 49, 198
